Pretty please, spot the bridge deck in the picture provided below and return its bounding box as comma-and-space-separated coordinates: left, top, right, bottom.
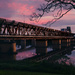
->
0, 35, 73, 40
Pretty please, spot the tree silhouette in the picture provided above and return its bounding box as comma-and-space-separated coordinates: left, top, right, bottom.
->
30, 0, 75, 26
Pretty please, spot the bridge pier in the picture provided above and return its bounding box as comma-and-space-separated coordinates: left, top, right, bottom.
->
0, 41, 16, 54
68, 39, 71, 43
31, 39, 36, 47
61, 39, 71, 48
61, 39, 68, 43
52, 39, 61, 45
52, 39, 72, 50
52, 39, 61, 50
67, 39, 71, 47
71, 38, 75, 43
21, 39, 36, 49
36, 39, 47, 54
21, 40, 26, 49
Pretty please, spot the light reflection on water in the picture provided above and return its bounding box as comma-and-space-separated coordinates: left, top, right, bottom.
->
53, 48, 75, 66
66, 50, 75, 65
16, 48, 37, 60
47, 47, 53, 52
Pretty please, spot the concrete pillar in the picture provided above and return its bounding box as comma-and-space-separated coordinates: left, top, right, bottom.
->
61, 39, 67, 47
52, 39, 61, 50
61, 39, 71, 47
62, 39, 71, 43
68, 39, 71, 42
52, 39, 61, 45
52, 44, 62, 50
61, 39, 68, 43
67, 43, 71, 47
21, 40, 26, 49
12, 42, 16, 53
71, 39, 75, 43
66, 39, 71, 43
36, 39, 47, 54
0, 42, 16, 54
31, 39, 36, 47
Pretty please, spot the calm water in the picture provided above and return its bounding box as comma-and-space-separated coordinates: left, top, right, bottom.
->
0, 42, 75, 65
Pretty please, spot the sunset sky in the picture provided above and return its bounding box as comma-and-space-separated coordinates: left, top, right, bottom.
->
0, 0, 75, 33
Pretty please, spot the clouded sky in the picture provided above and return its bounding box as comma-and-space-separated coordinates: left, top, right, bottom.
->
0, 0, 75, 33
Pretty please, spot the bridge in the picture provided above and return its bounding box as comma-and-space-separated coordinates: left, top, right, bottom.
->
0, 18, 74, 37
0, 18, 75, 55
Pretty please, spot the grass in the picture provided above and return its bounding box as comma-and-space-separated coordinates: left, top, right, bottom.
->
0, 70, 64, 75
0, 60, 75, 75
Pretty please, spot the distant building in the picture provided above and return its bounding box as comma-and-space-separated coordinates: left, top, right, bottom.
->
67, 26, 71, 33
61, 28, 67, 32
61, 26, 71, 33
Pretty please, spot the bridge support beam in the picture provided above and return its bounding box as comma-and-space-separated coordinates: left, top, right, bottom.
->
0, 41, 16, 54
21, 40, 26, 49
36, 39, 47, 54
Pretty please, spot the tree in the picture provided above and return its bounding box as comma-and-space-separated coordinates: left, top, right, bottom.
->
30, 0, 75, 26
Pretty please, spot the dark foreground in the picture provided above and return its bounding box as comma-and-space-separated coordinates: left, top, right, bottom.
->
0, 70, 63, 75
0, 59, 75, 75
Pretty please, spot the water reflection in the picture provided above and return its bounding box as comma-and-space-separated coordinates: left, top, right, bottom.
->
16, 48, 36, 60
47, 42, 75, 65
66, 50, 75, 65
0, 41, 75, 66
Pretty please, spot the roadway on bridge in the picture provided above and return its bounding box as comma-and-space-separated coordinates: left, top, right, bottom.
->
0, 35, 73, 40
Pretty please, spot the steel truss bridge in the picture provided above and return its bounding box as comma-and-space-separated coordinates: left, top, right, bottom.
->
0, 18, 74, 40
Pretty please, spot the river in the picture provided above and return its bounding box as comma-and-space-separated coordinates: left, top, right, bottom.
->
0, 41, 75, 65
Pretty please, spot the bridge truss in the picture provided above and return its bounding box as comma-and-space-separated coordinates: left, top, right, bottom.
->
0, 18, 74, 36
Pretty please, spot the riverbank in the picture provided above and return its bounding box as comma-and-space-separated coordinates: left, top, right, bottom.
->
0, 60, 75, 75
0, 70, 63, 75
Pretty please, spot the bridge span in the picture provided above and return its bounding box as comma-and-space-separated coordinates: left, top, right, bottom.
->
0, 18, 75, 56
0, 18, 74, 36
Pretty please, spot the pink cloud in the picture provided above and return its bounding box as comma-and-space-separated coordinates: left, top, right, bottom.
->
1, 0, 75, 33
8, 2, 35, 15
8, 2, 23, 10
19, 5, 35, 15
